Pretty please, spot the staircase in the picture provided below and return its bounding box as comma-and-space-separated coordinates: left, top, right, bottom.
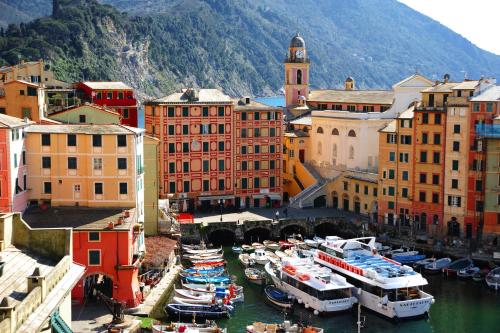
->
51, 311, 73, 333
289, 163, 329, 208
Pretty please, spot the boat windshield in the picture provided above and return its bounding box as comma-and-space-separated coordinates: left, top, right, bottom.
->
281, 273, 350, 300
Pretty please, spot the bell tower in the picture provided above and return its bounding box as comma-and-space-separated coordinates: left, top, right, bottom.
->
284, 33, 310, 108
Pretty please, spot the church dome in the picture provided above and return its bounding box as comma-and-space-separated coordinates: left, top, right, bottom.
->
346, 76, 354, 82
290, 33, 305, 48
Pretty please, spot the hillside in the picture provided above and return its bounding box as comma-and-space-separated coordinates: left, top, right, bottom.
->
0, 0, 499, 99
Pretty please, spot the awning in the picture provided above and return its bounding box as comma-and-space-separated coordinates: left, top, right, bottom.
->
252, 193, 281, 200
199, 195, 235, 201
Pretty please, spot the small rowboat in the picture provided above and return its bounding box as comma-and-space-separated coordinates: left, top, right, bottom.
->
173, 296, 227, 306
165, 304, 233, 320
245, 268, 266, 285
182, 266, 225, 276
278, 240, 294, 249
238, 253, 255, 267
457, 266, 480, 279
304, 239, 320, 248
175, 288, 244, 303
152, 321, 226, 333
246, 321, 323, 333
184, 253, 224, 261
263, 240, 280, 251
183, 275, 232, 285
252, 242, 266, 250
265, 251, 280, 263
191, 258, 225, 266
181, 281, 244, 295
424, 257, 451, 274
414, 257, 436, 268
232, 246, 243, 254
443, 258, 474, 277
472, 269, 489, 282
264, 285, 294, 310
275, 250, 288, 259
242, 244, 254, 253
183, 247, 222, 255
486, 267, 500, 290
393, 254, 426, 265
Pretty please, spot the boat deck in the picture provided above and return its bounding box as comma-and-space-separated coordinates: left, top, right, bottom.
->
344, 252, 417, 278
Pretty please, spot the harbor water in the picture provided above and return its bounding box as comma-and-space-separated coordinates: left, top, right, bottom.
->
203, 247, 500, 333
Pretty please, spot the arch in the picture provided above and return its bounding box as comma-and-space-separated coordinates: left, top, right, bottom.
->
349, 145, 354, 159
244, 227, 271, 243
297, 69, 302, 85
83, 273, 114, 300
353, 196, 361, 214
302, 126, 309, 133
332, 191, 339, 209
208, 228, 236, 246
342, 193, 350, 211
317, 127, 324, 134
332, 143, 337, 157
332, 128, 339, 135
314, 222, 340, 238
280, 224, 306, 240
314, 195, 326, 208
348, 129, 356, 137
317, 141, 322, 155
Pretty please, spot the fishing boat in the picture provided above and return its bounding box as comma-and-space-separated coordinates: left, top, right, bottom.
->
242, 244, 254, 253
245, 268, 266, 285
238, 253, 255, 267
264, 285, 294, 310
176, 286, 244, 303
424, 257, 451, 274
152, 321, 226, 333
190, 258, 225, 266
165, 304, 233, 320
315, 236, 434, 319
182, 241, 208, 251
414, 258, 436, 269
275, 250, 288, 259
183, 247, 222, 255
265, 257, 357, 315
182, 266, 225, 276
263, 240, 280, 251
457, 266, 480, 279
486, 267, 500, 290
250, 248, 270, 265
180, 270, 225, 278
183, 275, 232, 285
443, 258, 474, 277
232, 246, 243, 254
246, 321, 323, 333
184, 253, 224, 261
279, 240, 294, 249
265, 251, 281, 263
181, 281, 244, 295
392, 254, 427, 265
173, 296, 232, 306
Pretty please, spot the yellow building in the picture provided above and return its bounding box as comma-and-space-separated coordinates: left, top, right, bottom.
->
0, 59, 69, 88
48, 103, 121, 124
144, 135, 160, 235
24, 124, 145, 220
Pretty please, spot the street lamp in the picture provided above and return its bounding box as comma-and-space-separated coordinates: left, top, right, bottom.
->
219, 199, 225, 222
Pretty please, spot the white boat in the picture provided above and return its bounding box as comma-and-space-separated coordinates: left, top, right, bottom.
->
153, 321, 226, 333
183, 247, 222, 255
252, 242, 266, 250
238, 253, 255, 267
313, 236, 325, 244
263, 240, 280, 251
250, 248, 270, 265
424, 257, 451, 274
180, 281, 244, 295
486, 267, 500, 290
245, 268, 266, 285
246, 321, 323, 333
414, 258, 436, 268
391, 250, 419, 258
315, 236, 434, 319
265, 251, 281, 263
184, 253, 224, 261
173, 296, 228, 306
304, 239, 320, 248
275, 250, 288, 259
265, 257, 357, 315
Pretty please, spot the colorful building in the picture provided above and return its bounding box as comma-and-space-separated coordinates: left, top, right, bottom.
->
77, 82, 138, 127
144, 135, 160, 235
284, 33, 310, 109
0, 59, 69, 89
24, 124, 145, 222
0, 113, 32, 213
48, 103, 121, 124
0, 80, 49, 123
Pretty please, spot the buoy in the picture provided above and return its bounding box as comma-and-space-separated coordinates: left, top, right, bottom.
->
314, 310, 319, 316
304, 303, 309, 309
298, 298, 303, 304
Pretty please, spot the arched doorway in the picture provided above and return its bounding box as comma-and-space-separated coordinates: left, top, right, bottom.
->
208, 229, 236, 246
342, 194, 350, 211
332, 191, 338, 209
244, 227, 271, 243
354, 196, 361, 214
280, 224, 306, 240
83, 273, 113, 302
314, 195, 326, 208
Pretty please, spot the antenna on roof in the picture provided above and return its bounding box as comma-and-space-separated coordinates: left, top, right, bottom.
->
460, 70, 467, 80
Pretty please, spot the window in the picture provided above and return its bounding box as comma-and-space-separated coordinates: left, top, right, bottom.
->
92, 135, 102, 147
183, 142, 189, 153
486, 102, 493, 112
254, 145, 260, 154
218, 107, 225, 117
168, 143, 175, 154
203, 180, 209, 191
389, 152, 395, 162
388, 186, 395, 196
202, 107, 208, 117
475, 180, 483, 191
79, 115, 86, 123
399, 153, 409, 163
88, 232, 100, 242
96, 92, 102, 100
419, 191, 426, 202
242, 161, 248, 170
402, 171, 409, 181
433, 133, 441, 145
183, 161, 189, 173
44, 182, 52, 194
453, 124, 460, 134
169, 162, 175, 174
473, 103, 480, 112
388, 169, 395, 179
183, 181, 190, 192
94, 183, 103, 194
118, 92, 124, 100
254, 161, 260, 170
422, 133, 428, 144
218, 160, 224, 171
218, 124, 224, 134
119, 182, 128, 194
168, 125, 175, 135
270, 176, 276, 188
332, 128, 340, 136
420, 151, 427, 163
241, 146, 247, 155
451, 179, 458, 189
498, 194, 500, 206
254, 128, 260, 137
218, 141, 225, 151
254, 178, 260, 188
400, 135, 412, 144
242, 178, 248, 189
270, 128, 276, 137
420, 173, 427, 183
68, 157, 77, 169
270, 145, 275, 153
117, 158, 127, 170
42, 156, 51, 169
348, 130, 356, 137
107, 92, 113, 99
67, 134, 76, 146
347, 105, 355, 111
434, 114, 441, 124
168, 107, 175, 117
317, 127, 324, 134
203, 160, 209, 172
169, 181, 175, 193
19, 89, 25, 96
448, 196, 462, 207
452, 160, 459, 171
373, 188, 378, 197
432, 174, 440, 185
402, 188, 408, 198
203, 142, 209, 152
182, 107, 189, 117
433, 152, 440, 164
240, 128, 247, 138
218, 179, 225, 190
386, 134, 397, 144
93, 158, 102, 170
270, 160, 275, 170
241, 112, 247, 120
452, 141, 460, 152
422, 113, 429, 124
88, 250, 100, 266
13, 154, 17, 168
42, 134, 51, 146
476, 200, 483, 212
355, 184, 360, 193
182, 124, 189, 135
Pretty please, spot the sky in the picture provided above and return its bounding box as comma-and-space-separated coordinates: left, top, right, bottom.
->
398, 0, 500, 55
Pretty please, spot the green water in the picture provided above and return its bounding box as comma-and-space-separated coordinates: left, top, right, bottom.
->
209, 248, 500, 333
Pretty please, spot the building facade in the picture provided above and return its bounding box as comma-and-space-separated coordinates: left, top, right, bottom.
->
48, 104, 121, 125
0, 59, 69, 89
0, 80, 48, 123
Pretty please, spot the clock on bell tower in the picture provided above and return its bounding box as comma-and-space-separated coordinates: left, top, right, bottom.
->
284, 33, 310, 108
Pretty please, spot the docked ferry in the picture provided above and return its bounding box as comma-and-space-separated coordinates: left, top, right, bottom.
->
265, 257, 357, 315
314, 236, 434, 319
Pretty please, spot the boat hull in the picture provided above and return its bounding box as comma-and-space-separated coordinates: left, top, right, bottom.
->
165, 304, 232, 320
356, 290, 433, 319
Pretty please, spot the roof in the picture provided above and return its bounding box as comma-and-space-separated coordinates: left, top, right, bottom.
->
233, 98, 282, 111
26, 124, 144, 135
290, 115, 312, 126
0, 113, 33, 128
48, 103, 120, 117
452, 80, 479, 90
380, 120, 396, 133
143, 236, 177, 267
422, 82, 460, 93
290, 33, 305, 48
284, 130, 309, 138
344, 170, 378, 183
470, 86, 500, 102
399, 106, 415, 119
308, 89, 394, 105
4, 79, 39, 87
150, 88, 232, 104
23, 207, 137, 231
81, 81, 133, 90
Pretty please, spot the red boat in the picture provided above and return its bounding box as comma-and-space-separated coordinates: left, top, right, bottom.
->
279, 240, 294, 249
191, 259, 225, 266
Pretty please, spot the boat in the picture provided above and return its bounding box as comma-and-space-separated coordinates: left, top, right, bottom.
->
457, 266, 480, 279
152, 321, 226, 333
265, 251, 281, 263
279, 240, 294, 249
304, 239, 320, 248
246, 321, 323, 333
165, 304, 233, 320
414, 258, 436, 269
180, 270, 225, 278
182, 266, 225, 276
392, 254, 427, 265
443, 258, 474, 277
265, 257, 357, 315
245, 268, 266, 285
238, 253, 255, 267
183, 275, 232, 285
184, 254, 224, 262
472, 270, 489, 283
313, 236, 325, 245
183, 247, 222, 255
252, 242, 266, 250
175, 288, 244, 303
315, 236, 434, 319
263, 240, 280, 251
232, 246, 243, 254
182, 241, 208, 251
275, 250, 288, 259
173, 296, 232, 306
486, 267, 500, 290
180, 281, 244, 295
190, 259, 225, 266
250, 248, 270, 265
242, 244, 254, 253
424, 257, 451, 274
264, 285, 294, 310
374, 242, 391, 256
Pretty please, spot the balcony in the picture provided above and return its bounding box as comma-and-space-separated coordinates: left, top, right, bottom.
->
476, 124, 500, 139
447, 96, 469, 107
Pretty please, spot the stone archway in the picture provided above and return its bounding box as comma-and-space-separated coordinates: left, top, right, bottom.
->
208, 228, 236, 246
244, 227, 271, 243
280, 224, 307, 240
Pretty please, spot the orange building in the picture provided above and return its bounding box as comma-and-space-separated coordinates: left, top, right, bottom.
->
0, 80, 46, 122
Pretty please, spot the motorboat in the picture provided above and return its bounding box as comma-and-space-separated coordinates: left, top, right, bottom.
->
176, 286, 244, 303
250, 248, 270, 265
242, 244, 254, 253
165, 303, 233, 320
279, 240, 294, 249
457, 266, 480, 279
443, 258, 474, 277
472, 270, 489, 283
304, 239, 320, 248
232, 246, 243, 254
183, 253, 224, 261
265, 251, 281, 263
238, 253, 255, 267
315, 236, 434, 319
180, 281, 244, 295
180, 269, 224, 278
263, 240, 280, 251
183, 247, 222, 255
275, 250, 288, 259
374, 242, 392, 256
245, 267, 266, 285
173, 296, 231, 306
424, 258, 451, 274
183, 275, 232, 285
265, 257, 357, 315
486, 267, 500, 290
246, 321, 323, 333
252, 242, 266, 250
190, 258, 225, 266
414, 258, 436, 269
182, 241, 208, 251
182, 266, 225, 276
313, 236, 325, 244
152, 321, 226, 333
264, 285, 294, 310
392, 254, 427, 265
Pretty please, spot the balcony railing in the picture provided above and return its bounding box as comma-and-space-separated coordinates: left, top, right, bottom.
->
476, 124, 500, 138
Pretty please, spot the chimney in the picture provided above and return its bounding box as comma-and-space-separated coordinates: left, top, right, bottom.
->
28, 266, 47, 299
345, 77, 355, 90
443, 74, 450, 83
245, 97, 251, 105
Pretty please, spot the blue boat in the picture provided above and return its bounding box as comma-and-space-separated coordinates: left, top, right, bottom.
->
183, 275, 232, 285
393, 254, 426, 264
232, 246, 243, 254
165, 303, 233, 320
264, 285, 294, 310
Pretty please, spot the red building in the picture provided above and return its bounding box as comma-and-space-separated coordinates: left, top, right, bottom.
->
77, 81, 138, 127
24, 207, 145, 307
